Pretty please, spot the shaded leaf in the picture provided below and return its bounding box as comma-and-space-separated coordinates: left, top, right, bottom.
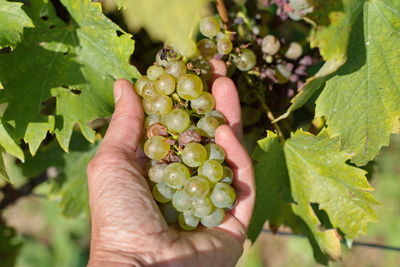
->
0, 220, 22, 267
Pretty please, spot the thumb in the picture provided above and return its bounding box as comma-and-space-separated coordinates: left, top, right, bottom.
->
100, 79, 144, 154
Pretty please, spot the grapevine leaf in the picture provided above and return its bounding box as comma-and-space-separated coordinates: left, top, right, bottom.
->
284, 130, 378, 243
0, 119, 24, 161
0, 149, 11, 183
316, 0, 400, 165
0, 0, 34, 50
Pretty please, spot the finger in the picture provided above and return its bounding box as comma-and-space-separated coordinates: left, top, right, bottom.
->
212, 77, 243, 140
99, 79, 144, 155
215, 125, 255, 233
209, 58, 227, 85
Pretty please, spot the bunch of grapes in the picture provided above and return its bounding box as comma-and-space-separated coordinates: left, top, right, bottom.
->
135, 16, 238, 231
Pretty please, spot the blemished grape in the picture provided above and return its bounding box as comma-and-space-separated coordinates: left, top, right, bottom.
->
178, 210, 199, 230
262, 35, 280, 55
197, 116, 221, 137
153, 182, 174, 203
205, 143, 225, 163
144, 114, 161, 128
197, 39, 217, 60
148, 163, 167, 183
191, 197, 214, 218
181, 143, 207, 167
190, 92, 215, 114
177, 74, 203, 100
184, 176, 211, 200
234, 49, 256, 71
144, 136, 170, 160
147, 65, 164, 80
142, 94, 172, 115
172, 190, 192, 212
161, 108, 190, 133
159, 202, 179, 224
217, 38, 233, 55
142, 82, 157, 98
200, 208, 225, 227
164, 163, 190, 189
285, 42, 303, 60
155, 50, 169, 67
156, 73, 175, 95
198, 160, 224, 183
135, 76, 150, 96
210, 182, 236, 208
220, 166, 233, 184
165, 61, 187, 79
199, 16, 220, 38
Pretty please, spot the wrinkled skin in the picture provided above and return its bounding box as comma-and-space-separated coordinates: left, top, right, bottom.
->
87, 60, 255, 267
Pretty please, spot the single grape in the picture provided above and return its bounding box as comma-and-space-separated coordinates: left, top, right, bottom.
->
134, 76, 150, 96
190, 92, 215, 114
144, 114, 161, 128
276, 64, 291, 84
172, 190, 192, 212
148, 163, 167, 183
155, 49, 169, 67
190, 59, 212, 81
197, 116, 221, 137
205, 110, 226, 124
191, 197, 214, 218
234, 49, 256, 71
198, 160, 224, 183
217, 38, 233, 55
184, 176, 211, 200
205, 143, 225, 163
144, 136, 170, 160
159, 202, 179, 224
197, 39, 217, 60
155, 73, 176, 95
165, 61, 187, 79
261, 35, 280, 55
289, 0, 310, 11
177, 74, 203, 100
199, 16, 220, 38
200, 208, 225, 227
210, 182, 236, 208
220, 166, 233, 184
178, 210, 199, 230
181, 143, 207, 167
142, 94, 173, 115
164, 163, 190, 189
161, 108, 190, 133
285, 42, 303, 60
174, 39, 198, 58
153, 182, 175, 203
147, 65, 164, 80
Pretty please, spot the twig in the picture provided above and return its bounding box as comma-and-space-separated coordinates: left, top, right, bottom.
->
257, 93, 286, 143
216, 0, 229, 24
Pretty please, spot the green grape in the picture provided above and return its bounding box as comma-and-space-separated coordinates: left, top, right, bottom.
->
165, 61, 187, 79
148, 163, 167, 183
205, 110, 226, 124
143, 94, 173, 115
159, 202, 179, 224
174, 39, 198, 58
198, 160, 224, 183
181, 143, 207, 167
190, 59, 212, 81
153, 182, 174, 203
197, 39, 217, 60
234, 49, 256, 71
178, 210, 199, 230
220, 166, 233, 184
289, 0, 311, 11
200, 208, 225, 227
275, 64, 291, 84
142, 82, 157, 98
155, 50, 169, 67
155, 73, 176, 95
144, 136, 170, 160
177, 74, 203, 100
164, 163, 190, 189
144, 114, 161, 128
161, 109, 190, 133
197, 116, 221, 137
191, 197, 214, 218
285, 42, 303, 60
205, 143, 225, 163
184, 176, 211, 200
172, 190, 192, 212
199, 16, 220, 38
217, 38, 233, 55
210, 182, 236, 208
134, 76, 150, 96
190, 92, 215, 114
147, 65, 164, 80
261, 35, 280, 55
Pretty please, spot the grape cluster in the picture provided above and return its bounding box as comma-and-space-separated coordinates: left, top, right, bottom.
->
135, 19, 237, 230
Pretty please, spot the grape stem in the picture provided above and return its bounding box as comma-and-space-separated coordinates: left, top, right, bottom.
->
216, 0, 229, 24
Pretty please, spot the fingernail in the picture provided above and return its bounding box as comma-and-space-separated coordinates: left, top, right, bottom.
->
114, 84, 123, 102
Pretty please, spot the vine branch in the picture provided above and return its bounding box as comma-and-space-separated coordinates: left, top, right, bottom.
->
216, 0, 229, 24
257, 93, 286, 143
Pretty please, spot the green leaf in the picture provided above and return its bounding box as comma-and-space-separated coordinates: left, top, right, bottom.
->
115, 0, 210, 43
0, 149, 11, 183
0, 0, 34, 50
284, 130, 378, 242
316, 0, 400, 165
0, 119, 24, 161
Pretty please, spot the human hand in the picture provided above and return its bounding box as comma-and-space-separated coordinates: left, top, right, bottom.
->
87, 60, 255, 267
